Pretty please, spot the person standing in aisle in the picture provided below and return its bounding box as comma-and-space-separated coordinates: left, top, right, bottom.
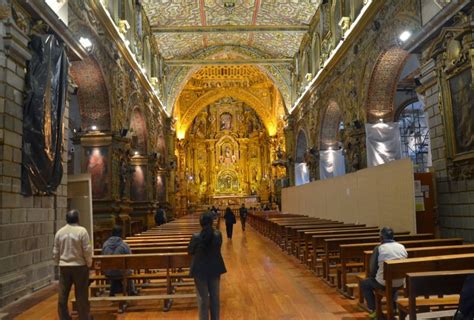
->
223, 207, 236, 239
188, 212, 227, 320
53, 209, 92, 320
239, 203, 248, 231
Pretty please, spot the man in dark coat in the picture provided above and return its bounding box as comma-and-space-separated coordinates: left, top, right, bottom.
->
239, 204, 248, 231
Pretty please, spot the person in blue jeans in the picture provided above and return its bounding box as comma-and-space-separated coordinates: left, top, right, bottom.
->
102, 225, 136, 296
189, 212, 227, 320
360, 227, 408, 319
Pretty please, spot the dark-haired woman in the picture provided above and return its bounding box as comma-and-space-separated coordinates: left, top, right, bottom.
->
223, 207, 236, 239
189, 212, 227, 320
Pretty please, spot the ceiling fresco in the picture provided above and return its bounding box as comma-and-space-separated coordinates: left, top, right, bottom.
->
142, 0, 321, 59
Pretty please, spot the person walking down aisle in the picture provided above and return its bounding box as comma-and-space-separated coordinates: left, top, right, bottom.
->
239, 204, 248, 231
223, 207, 236, 239
52, 209, 93, 320
189, 212, 227, 320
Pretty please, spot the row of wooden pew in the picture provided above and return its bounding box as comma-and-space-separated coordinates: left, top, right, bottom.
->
73, 215, 204, 316
248, 211, 474, 320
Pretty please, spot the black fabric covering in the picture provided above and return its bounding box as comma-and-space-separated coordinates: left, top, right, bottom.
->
21, 35, 69, 196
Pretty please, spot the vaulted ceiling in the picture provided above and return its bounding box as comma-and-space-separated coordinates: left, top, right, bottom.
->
142, 0, 321, 59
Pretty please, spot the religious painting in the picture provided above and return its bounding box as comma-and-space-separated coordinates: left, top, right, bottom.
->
84, 147, 109, 199
131, 165, 147, 201
220, 112, 232, 130
447, 68, 474, 156
216, 170, 239, 194
156, 174, 166, 202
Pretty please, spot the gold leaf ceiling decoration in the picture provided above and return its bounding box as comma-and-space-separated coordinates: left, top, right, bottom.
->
141, 0, 321, 59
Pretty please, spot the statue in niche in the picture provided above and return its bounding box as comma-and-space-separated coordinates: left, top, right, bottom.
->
220, 112, 232, 130
304, 147, 319, 181
219, 146, 237, 164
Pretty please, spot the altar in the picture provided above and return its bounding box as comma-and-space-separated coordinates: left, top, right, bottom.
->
211, 195, 259, 208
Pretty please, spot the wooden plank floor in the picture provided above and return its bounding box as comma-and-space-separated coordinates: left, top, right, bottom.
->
9, 222, 368, 319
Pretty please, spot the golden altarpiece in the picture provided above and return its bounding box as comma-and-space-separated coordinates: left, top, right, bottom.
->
176, 97, 281, 212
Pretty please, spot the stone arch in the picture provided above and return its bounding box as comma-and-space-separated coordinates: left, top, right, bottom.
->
178, 88, 276, 137
167, 46, 291, 113
320, 100, 342, 149
70, 56, 111, 131
295, 129, 308, 163
129, 108, 148, 154
366, 48, 410, 123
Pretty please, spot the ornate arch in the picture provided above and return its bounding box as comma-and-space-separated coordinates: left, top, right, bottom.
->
70, 56, 111, 131
295, 129, 308, 163
178, 88, 276, 137
366, 48, 410, 123
320, 100, 342, 149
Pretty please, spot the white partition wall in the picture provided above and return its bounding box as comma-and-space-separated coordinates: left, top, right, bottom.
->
282, 159, 416, 233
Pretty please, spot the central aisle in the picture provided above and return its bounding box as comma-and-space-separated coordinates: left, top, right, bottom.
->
14, 221, 368, 320
121, 220, 367, 320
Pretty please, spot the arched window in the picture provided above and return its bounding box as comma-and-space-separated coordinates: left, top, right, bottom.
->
397, 101, 432, 172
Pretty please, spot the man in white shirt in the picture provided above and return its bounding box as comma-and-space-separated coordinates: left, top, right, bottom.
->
360, 227, 408, 319
53, 209, 93, 320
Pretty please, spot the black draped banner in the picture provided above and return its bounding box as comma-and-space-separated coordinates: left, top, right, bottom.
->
21, 35, 69, 196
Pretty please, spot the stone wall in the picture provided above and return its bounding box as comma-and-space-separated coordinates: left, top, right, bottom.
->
418, 10, 474, 241
0, 21, 69, 306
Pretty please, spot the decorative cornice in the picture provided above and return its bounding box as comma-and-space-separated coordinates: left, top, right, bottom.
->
290, 0, 384, 113
89, 0, 169, 118
165, 58, 292, 66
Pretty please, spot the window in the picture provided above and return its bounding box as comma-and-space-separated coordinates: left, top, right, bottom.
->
398, 101, 432, 172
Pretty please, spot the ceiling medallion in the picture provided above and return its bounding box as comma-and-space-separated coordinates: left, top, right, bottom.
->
223, 0, 236, 14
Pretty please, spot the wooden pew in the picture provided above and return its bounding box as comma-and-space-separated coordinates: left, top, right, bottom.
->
339, 239, 466, 298
310, 232, 411, 275
398, 270, 474, 320
321, 234, 433, 283
377, 253, 474, 319
81, 253, 195, 314
299, 227, 379, 265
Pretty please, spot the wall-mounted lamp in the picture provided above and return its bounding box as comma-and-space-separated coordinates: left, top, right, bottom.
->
399, 31, 412, 42
378, 118, 384, 123
134, 151, 139, 156
91, 125, 98, 131
79, 37, 93, 51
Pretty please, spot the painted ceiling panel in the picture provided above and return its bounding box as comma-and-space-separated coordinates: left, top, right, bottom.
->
142, 0, 320, 59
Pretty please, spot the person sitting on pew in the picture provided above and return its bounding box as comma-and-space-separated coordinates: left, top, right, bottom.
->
189, 212, 227, 320
154, 204, 167, 226
102, 225, 136, 296
454, 275, 474, 320
360, 227, 408, 319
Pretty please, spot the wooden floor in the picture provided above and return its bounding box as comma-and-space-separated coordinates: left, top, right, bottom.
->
8, 222, 368, 320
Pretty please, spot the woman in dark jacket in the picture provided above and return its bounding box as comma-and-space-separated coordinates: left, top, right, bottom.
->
189, 213, 227, 320
223, 207, 236, 239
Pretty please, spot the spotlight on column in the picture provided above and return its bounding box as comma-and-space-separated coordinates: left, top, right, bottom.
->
134, 151, 139, 156
91, 125, 98, 131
